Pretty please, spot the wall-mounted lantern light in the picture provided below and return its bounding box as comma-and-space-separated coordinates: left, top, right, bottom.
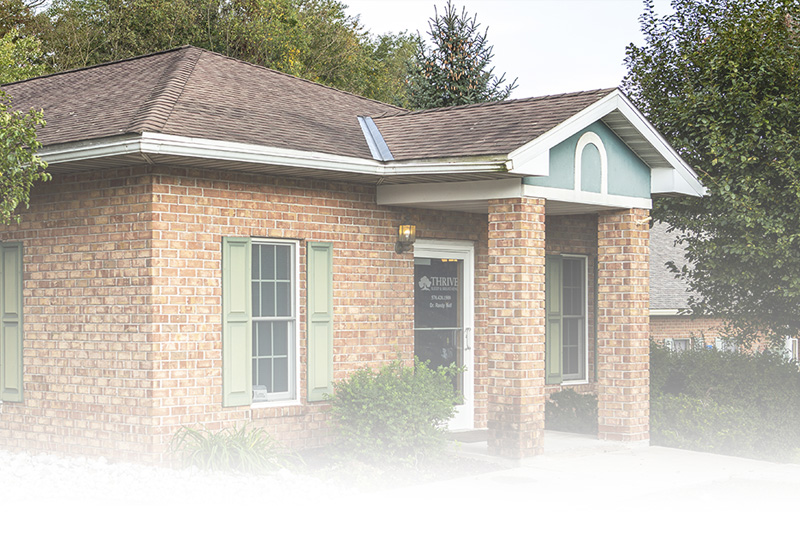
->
395, 221, 416, 254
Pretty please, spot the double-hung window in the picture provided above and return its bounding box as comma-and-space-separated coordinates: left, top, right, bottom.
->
222, 237, 333, 407
545, 255, 588, 384
251, 241, 296, 402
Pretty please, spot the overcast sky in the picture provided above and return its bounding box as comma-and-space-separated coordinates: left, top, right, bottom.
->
345, 0, 673, 98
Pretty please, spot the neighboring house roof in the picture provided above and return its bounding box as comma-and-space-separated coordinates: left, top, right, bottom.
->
649, 221, 695, 313
3, 45, 702, 197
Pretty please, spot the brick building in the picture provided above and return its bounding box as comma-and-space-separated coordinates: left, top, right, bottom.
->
0, 46, 702, 462
648, 221, 729, 350
649, 222, 799, 356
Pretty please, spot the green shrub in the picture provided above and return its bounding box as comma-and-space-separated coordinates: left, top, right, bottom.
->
650, 393, 760, 455
545, 389, 598, 435
650, 340, 800, 461
169, 424, 295, 473
328, 356, 461, 464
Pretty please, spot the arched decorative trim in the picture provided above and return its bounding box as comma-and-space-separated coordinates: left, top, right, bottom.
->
574, 132, 608, 195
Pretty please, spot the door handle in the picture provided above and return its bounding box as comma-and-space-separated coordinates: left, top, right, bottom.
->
464, 327, 472, 350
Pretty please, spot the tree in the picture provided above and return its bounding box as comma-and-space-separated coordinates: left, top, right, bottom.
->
0, 92, 49, 224
1, 7, 50, 224
0, 0, 46, 36
407, 0, 517, 110
0, 91, 50, 224
623, 0, 800, 343
1, 28, 47, 83
33, 0, 415, 104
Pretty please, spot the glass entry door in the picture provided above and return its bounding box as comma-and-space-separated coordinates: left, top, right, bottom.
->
414, 241, 474, 430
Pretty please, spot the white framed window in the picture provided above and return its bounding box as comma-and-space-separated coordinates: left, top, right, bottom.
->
546, 254, 588, 385
251, 240, 298, 402
672, 338, 691, 352
715, 337, 737, 353
562, 256, 587, 382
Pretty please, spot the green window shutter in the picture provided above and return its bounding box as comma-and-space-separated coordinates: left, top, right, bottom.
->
307, 242, 333, 402
222, 237, 252, 407
0, 242, 23, 402
545, 255, 563, 385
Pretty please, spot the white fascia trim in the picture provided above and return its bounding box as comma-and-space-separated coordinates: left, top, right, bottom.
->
40, 132, 508, 177
377, 177, 524, 206
507, 90, 705, 197
650, 309, 686, 316
522, 184, 652, 210
40, 135, 147, 165
139, 132, 383, 174
651, 168, 705, 196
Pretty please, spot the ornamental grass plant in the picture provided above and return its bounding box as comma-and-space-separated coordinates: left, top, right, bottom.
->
169, 424, 298, 473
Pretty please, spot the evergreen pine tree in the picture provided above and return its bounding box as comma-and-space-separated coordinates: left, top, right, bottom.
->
408, 1, 517, 110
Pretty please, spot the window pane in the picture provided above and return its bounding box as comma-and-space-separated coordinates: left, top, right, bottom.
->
273, 357, 288, 393
563, 258, 583, 316
261, 282, 274, 317
563, 316, 584, 379
255, 358, 272, 391
276, 281, 291, 317
261, 244, 275, 280
276, 245, 290, 280
252, 247, 260, 281
252, 281, 260, 316
273, 322, 289, 356
254, 321, 272, 356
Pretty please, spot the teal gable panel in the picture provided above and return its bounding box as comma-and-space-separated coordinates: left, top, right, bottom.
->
527, 136, 575, 190
522, 121, 652, 199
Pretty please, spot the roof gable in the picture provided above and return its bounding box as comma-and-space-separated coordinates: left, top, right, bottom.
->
372, 89, 615, 161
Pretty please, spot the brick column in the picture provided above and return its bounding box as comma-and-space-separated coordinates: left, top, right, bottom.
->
486, 197, 546, 457
597, 208, 650, 442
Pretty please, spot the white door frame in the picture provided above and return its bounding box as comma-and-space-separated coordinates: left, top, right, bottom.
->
414, 239, 475, 430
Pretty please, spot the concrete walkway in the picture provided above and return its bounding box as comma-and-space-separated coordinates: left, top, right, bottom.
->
5, 432, 799, 533
376, 431, 800, 532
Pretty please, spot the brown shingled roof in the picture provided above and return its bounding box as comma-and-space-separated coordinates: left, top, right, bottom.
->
4, 47, 619, 165
3, 46, 403, 160
374, 88, 615, 161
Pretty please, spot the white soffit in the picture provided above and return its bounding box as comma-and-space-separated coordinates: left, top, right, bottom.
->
377, 177, 524, 211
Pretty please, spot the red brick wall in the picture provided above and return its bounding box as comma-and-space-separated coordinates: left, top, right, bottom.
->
597, 208, 650, 442
650, 316, 726, 346
0, 164, 621, 462
0, 169, 159, 460
486, 197, 547, 458
0, 165, 487, 462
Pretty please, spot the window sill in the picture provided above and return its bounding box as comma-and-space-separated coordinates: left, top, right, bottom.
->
562, 379, 589, 386
251, 399, 302, 410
